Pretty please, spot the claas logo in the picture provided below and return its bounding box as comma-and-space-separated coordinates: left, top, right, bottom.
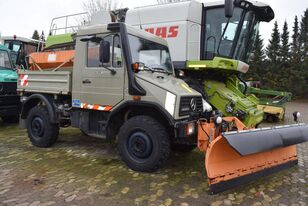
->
145, 26, 179, 38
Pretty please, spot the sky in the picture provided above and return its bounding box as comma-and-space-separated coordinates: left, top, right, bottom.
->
0, 0, 307, 45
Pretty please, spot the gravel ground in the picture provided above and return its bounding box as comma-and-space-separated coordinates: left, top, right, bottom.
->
0, 100, 307, 206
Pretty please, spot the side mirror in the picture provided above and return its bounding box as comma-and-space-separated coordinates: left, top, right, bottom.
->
225, 0, 234, 18
99, 40, 110, 63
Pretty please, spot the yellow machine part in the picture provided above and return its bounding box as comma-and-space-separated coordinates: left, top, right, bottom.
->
257, 104, 285, 120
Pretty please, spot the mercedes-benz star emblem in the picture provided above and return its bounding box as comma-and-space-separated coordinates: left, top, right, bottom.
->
190, 98, 197, 111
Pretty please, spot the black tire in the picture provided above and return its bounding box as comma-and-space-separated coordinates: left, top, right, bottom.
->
118, 115, 170, 172
171, 143, 196, 153
26, 106, 59, 148
2, 116, 19, 123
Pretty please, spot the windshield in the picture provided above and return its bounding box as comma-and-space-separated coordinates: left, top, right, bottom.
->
128, 34, 173, 73
204, 7, 259, 62
4, 41, 22, 52
0, 50, 12, 69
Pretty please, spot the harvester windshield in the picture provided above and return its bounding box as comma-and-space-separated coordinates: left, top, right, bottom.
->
203, 1, 273, 62
204, 7, 258, 62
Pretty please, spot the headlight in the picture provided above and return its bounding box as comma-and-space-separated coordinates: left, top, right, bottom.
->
186, 122, 196, 136
202, 98, 212, 112
165, 92, 176, 116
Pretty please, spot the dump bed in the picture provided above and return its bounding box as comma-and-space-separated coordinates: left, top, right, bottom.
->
17, 70, 72, 95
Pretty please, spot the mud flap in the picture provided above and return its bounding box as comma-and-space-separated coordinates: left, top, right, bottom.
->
222, 124, 308, 156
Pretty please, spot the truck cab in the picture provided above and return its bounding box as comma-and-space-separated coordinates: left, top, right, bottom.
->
0, 44, 19, 123
18, 22, 206, 172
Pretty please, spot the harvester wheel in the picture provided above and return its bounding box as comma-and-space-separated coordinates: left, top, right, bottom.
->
171, 143, 196, 153
118, 115, 170, 172
26, 106, 59, 148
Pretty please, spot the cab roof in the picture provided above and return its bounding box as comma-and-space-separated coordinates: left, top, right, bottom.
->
77, 23, 169, 46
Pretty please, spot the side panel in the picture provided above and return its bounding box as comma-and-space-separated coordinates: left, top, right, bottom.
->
17, 70, 72, 95
72, 35, 125, 108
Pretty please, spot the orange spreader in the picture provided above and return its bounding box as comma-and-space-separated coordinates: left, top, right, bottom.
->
29, 50, 75, 70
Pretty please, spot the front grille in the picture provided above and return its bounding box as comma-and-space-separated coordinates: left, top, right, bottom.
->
179, 96, 203, 116
0, 82, 17, 95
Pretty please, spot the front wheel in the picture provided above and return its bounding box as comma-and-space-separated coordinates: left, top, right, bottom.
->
118, 115, 170, 172
26, 106, 59, 148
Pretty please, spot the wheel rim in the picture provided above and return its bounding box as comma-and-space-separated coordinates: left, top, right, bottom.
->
127, 131, 153, 160
31, 116, 45, 138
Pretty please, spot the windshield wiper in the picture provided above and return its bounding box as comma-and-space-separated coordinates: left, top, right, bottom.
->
151, 67, 172, 75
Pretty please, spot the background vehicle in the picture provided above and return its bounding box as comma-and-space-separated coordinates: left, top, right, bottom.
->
0, 44, 19, 123
17, 22, 206, 172
1, 36, 44, 69
124, 0, 290, 127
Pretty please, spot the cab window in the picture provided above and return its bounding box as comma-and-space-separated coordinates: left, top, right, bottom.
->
0, 50, 12, 69
87, 34, 123, 68
113, 35, 122, 68
87, 35, 112, 67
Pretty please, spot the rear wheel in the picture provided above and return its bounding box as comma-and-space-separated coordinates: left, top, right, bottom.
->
118, 115, 170, 172
27, 106, 59, 148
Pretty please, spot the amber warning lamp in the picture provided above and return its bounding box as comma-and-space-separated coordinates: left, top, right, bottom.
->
132, 62, 139, 73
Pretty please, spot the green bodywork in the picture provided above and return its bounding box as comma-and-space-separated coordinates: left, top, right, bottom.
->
187, 58, 264, 127
0, 45, 17, 83
45, 33, 74, 49
186, 57, 292, 126
187, 57, 240, 72
0, 44, 19, 119
246, 87, 292, 107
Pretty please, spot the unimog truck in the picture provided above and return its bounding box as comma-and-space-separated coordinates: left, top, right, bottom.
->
0, 44, 20, 123
17, 22, 206, 172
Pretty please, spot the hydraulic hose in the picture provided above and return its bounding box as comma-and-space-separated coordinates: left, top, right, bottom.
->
237, 74, 247, 95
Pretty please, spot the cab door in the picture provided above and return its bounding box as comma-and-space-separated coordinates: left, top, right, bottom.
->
80, 34, 125, 109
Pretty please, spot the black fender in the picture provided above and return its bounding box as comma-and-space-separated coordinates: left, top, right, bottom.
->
106, 100, 175, 138
21, 94, 57, 123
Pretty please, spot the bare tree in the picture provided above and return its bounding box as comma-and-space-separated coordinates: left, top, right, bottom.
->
82, 0, 121, 15
157, 0, 188, 4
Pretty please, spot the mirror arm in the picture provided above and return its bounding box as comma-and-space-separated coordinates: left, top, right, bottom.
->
100, 64, 117, 75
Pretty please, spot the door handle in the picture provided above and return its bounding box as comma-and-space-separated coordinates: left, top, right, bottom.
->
82, 79, 91, 84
